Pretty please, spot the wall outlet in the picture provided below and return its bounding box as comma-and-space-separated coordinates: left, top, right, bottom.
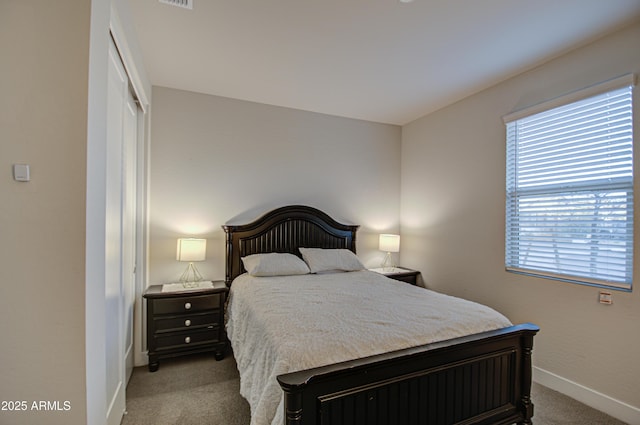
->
598, 291, 612, 305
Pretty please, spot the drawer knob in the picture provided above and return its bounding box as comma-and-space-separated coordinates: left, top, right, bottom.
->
184, 319, 191, 327
184, 336, 191, 344
184, 302, 192, 310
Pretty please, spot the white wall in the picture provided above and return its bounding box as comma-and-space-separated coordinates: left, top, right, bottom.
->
401, 22, 640, 423
0, 1, 90, 424
148, 87, 402, 285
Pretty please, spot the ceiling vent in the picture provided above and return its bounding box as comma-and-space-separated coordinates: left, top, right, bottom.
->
159, 0, 193, 10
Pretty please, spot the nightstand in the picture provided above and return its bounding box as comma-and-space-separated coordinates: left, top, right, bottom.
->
369, 267, 420, 285
143, 280, 228, 372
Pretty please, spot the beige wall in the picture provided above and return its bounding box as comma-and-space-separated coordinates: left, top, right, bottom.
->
400, 22, 640, 421
148, 87, 401, 285
0, 1, 90, 424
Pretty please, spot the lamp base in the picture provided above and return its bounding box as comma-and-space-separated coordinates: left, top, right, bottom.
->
381, 251, 396, 272
179, 262, 204, 287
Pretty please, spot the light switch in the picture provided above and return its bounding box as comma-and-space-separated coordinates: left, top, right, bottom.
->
13, 164, 30, 182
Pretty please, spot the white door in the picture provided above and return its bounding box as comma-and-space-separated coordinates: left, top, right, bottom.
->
105, 37, 138, 425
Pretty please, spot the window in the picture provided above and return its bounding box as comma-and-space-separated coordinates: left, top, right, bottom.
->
504, 75, 635, 291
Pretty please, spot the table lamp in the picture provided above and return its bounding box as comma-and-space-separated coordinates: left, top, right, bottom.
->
177, 238, 206, 285
379, 234, 400, 271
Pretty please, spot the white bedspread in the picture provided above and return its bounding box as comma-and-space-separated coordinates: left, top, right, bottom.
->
226, 270, 512, 425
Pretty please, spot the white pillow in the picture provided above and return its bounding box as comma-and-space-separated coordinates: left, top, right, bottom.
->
241, 253, 310, 277
299, 248, 365, 273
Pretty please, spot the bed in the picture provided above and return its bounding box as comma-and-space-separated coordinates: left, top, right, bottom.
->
223, 205, 539, 425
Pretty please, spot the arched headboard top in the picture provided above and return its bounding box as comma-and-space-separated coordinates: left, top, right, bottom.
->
222, 205, 359, 285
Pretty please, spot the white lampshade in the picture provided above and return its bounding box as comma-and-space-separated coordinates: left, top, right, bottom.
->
176, 238, 207, 262
379, 234, 400, 253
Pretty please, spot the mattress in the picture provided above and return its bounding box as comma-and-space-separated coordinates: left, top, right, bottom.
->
226, 270, 512, 425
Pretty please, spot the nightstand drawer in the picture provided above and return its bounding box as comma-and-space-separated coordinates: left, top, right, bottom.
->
153, 293, 220, 314
155, 328, 220, 350
154, 312, 220, 332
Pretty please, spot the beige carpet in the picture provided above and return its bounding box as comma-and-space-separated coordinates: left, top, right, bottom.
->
122, 353, 627, 425
122, 354, 250, 425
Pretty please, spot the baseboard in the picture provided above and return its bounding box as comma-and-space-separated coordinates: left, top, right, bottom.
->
134, 350, 149, 367
533, 366, 640, 424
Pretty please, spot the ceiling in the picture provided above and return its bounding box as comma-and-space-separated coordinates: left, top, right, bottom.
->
127, 0, 640, 125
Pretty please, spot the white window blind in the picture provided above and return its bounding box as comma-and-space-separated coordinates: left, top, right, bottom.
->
505, 79, 634, 290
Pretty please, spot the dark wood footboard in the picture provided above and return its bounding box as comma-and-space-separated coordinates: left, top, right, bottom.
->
277, 323, 539, 425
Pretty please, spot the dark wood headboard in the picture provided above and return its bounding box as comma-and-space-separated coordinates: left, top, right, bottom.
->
221, 205, 359, 286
